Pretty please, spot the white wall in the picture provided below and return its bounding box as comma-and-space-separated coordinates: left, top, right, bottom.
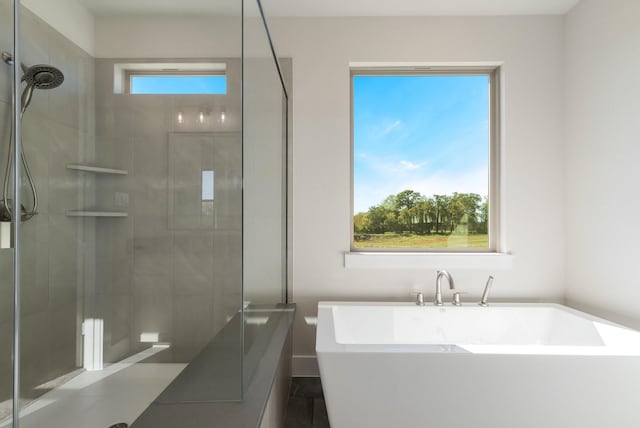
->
95, 16, 241, 58
22, 0, 95, 55
565, 0, 640, 326
269, 16, 567, 373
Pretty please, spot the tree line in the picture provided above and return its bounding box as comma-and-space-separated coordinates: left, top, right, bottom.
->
354, 190, 488, 236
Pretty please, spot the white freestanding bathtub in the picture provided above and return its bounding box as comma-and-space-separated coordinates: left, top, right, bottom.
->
316, 302, 640, 428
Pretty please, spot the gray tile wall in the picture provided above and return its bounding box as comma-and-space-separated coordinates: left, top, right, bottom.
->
93, 58, 242, 364
0, 6, 253, 411
0, 2, 95, 406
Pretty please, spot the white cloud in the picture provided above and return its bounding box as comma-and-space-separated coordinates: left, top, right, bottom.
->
398, 168, 488, 199
381, 120, 402, 135
357, 155, 427, 176
399, 160, 426, 171
367, 119, 403, 139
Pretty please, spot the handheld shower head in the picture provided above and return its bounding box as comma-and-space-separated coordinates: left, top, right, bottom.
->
21, 84, 35, 115
22, 64, 64, 90
2, 60, 65, 222
20, 64, 64, 115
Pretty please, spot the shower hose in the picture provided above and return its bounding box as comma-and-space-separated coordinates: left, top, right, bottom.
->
2, 110, 38, 222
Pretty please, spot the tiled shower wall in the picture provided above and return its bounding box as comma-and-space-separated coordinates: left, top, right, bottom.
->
0, 2, 95, 404
92, 58, 242, 364
0, 4, 246, 407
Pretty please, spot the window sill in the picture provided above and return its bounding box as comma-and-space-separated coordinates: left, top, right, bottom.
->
344, 252, 513, 270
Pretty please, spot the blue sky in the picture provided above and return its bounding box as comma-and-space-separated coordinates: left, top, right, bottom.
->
131, 75, 227, 94
353, 75, 489, 214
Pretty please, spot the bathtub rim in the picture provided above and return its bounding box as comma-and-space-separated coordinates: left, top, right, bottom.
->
316, 302, 640, 356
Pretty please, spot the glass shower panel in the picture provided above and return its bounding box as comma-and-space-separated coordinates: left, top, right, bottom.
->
242, 0, 287, 306
0, 1, 14, 424
10, 0, 244, 426
83, 0, 244, 409
242, 0, 288, 390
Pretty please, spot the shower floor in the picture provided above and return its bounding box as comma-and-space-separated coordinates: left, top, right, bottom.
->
0, 347, 185, 428
0, 368, 85, 422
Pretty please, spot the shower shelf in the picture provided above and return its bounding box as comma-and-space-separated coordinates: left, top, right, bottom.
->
66, 210, 128, 217
66, 164, 128, 175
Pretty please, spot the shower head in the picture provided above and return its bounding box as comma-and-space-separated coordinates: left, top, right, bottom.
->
20, 64, 64, 116
22, 64, 64, 90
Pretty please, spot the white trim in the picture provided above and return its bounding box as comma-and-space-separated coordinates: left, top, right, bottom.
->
344, 252, 513, 270
292, 355, 319, 377
118, 62, 226, 72
349, 61, 504, 68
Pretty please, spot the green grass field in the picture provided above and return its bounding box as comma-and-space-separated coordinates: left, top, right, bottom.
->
353, 233, 489, 248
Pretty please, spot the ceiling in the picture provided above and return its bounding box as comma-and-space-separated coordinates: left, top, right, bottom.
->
77, 0, 582, 17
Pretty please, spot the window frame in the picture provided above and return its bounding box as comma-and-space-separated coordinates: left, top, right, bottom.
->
349, 66, 501, 253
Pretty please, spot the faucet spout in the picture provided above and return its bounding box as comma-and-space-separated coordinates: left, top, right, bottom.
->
435, 270, 455, 306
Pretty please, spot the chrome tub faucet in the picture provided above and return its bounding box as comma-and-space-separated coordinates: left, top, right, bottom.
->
435, 270, 455, 306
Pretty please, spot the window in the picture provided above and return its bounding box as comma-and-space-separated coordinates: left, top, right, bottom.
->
129, 74, 226, 94
114, 62, 227, 94
351, 67, 499, 252
202, 170, 215, 201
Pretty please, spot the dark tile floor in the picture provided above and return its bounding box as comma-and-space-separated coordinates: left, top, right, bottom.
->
284, 377, 330, 428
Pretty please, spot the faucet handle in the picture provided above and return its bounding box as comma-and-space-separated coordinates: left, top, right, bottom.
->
411, 292, 425, 306
452, 292, 467, 306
